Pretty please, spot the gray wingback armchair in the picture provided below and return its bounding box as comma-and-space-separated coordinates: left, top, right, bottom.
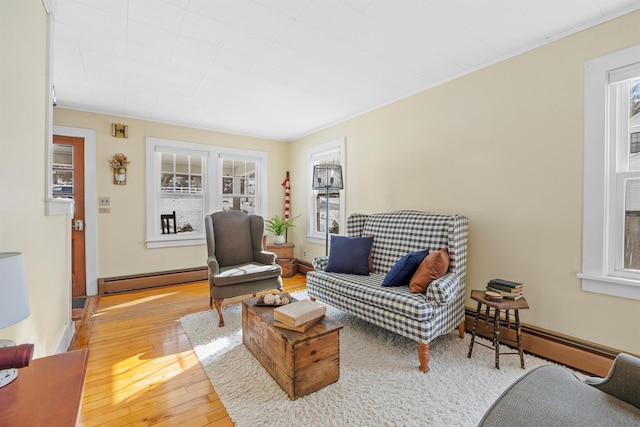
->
205, 210, 283, 326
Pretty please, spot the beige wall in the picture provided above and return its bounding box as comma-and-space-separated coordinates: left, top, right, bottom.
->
53, 108, 290, 278
6, 0, 639, 359
0, 0, 71, 357
290, 10, 640, 355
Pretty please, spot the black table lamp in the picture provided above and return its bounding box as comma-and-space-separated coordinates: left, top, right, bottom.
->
312, 164, 344, 256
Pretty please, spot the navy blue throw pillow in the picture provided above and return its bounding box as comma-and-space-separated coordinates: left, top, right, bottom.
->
381, 249, 430, 287
325, 235, 374, 275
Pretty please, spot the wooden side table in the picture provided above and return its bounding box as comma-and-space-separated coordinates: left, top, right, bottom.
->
266, 243, 297, 278
265, 243, 294, 259
0, 348, 89, 425
467, 290, 529, 369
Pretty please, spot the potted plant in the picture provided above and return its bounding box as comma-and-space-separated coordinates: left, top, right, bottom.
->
265, 214, 299, 244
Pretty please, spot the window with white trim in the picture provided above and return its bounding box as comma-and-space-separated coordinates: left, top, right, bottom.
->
160, 151, 205, 232
216, 148, 267, 215
307, 138, 345, 244
580, 44, 640, 300
146, 137, 268, 248
220, 157, 259, 214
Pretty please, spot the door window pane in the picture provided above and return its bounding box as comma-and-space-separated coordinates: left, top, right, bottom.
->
52, 144, 73, 199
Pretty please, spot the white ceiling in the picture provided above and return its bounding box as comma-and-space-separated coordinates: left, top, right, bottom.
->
49, 0, 640, 141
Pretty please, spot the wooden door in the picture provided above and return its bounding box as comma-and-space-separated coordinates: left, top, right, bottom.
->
53, 135, 86, 297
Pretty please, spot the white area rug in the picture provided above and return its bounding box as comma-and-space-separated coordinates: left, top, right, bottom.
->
179, 292, 555, 426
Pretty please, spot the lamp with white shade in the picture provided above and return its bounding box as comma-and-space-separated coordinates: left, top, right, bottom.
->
0, 252, 34, 388
312, 164, 344, 256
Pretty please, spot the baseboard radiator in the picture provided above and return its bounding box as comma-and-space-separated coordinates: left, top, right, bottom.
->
98, 267, 208, 295
463, 311, 624, 377
296, 260, 314, 274
222, 260, 624, 377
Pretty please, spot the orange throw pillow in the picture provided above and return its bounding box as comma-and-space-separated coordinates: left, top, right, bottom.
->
409, 248, 450, 293
366, 234, 375, 272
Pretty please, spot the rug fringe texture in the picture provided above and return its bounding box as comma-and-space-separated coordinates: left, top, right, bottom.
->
179, 291, 557, 426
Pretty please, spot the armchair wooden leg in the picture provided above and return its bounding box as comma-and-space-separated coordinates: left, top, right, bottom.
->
418, 343, 430, 373
213, 298, 225, 327
458, 321, 466, 339
209, 296, 213, 307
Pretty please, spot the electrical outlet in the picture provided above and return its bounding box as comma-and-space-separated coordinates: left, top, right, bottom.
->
99, 196, 110, 206
303, 250, 307, 258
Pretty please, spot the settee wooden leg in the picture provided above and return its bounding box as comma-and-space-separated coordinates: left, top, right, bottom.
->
458, 321, 466, 338
213, 298, 225, 327
418, 343, 430, 372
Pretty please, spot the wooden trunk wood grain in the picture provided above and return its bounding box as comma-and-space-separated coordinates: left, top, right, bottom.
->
276, 258, 298, 278
266, 244, 294, 259
242, 297, 342, 400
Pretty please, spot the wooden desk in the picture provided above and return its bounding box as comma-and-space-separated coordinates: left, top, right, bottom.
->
0, 348, 88, 426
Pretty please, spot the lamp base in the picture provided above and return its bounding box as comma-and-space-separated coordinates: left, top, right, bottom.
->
0, 339, 18, 388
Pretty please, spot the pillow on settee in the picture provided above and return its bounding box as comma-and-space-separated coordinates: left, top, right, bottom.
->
366, 234, 375, 272
381, 249, 430, 287
325, 235, 374, 275
409, 248, 450, 293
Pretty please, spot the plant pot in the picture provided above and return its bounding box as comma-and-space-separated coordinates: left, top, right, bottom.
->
114, 168, 126, 185
273, 235, 286, 245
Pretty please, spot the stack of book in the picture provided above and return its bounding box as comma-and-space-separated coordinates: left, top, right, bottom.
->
273, 299, 327, 332
486, 278, 524, 300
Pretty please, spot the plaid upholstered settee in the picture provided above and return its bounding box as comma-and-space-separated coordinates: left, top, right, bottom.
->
306, 210, 469, 372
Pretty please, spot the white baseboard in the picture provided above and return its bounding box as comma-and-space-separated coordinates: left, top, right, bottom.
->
53, 319, 75, 354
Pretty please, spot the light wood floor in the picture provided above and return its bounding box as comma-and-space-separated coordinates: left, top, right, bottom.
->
70, 275, 307, 427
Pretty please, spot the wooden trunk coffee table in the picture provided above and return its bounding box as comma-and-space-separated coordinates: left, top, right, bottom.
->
242, 297, 343, 400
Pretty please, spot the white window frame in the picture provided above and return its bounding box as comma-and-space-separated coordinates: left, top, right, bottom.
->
306, 138, 346, 244
146, 138, 268, 249
579, 44, 640, 300
146, 138, 211, 248
215, 148, 267, 214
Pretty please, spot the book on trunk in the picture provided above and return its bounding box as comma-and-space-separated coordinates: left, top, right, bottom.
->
273, 315, 325, 332
273, 299, 327, 327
